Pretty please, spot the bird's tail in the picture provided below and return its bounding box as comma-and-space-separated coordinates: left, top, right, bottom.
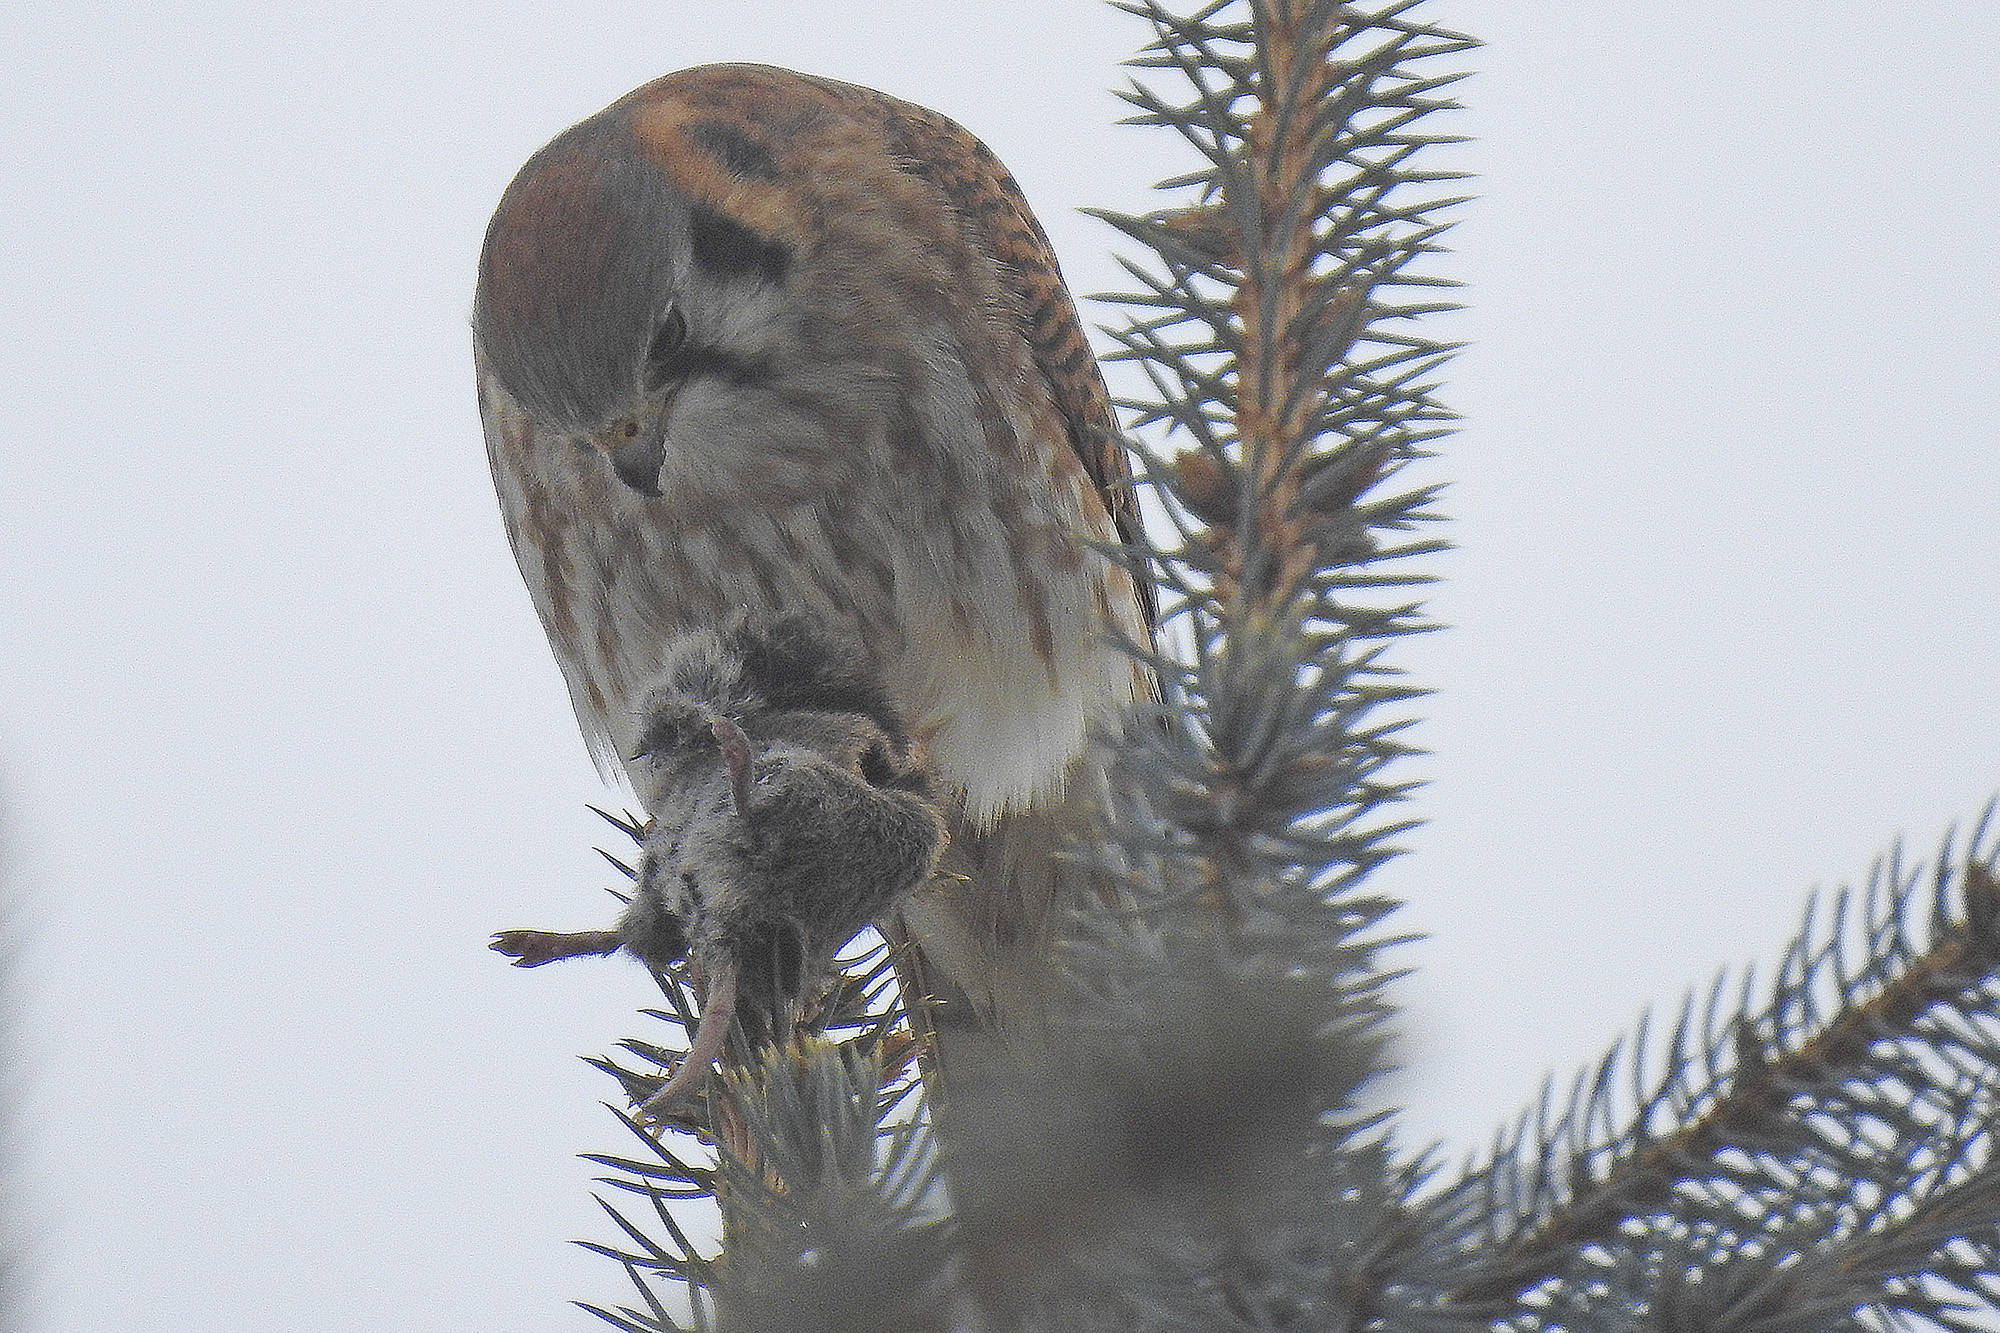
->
888, 783, 1103, 1093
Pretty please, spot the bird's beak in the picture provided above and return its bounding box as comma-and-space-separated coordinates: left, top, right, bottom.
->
592, 414, 668, 499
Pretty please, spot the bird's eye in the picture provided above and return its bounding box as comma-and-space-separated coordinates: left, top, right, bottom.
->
645, 308, 690, 387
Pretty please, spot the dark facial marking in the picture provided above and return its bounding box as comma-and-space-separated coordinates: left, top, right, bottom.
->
685, 118, 781, 182
644, 305, 773, 393
662, 345, 774, 390
688, 203, 791, 284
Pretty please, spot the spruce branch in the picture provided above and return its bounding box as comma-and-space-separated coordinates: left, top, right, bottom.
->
1077, 0, 1470, 976
1098, 1, 1467, 636
1447, 810, 2000, 1329
583, 1001, 941, 1333
950, 1, 1475, 1325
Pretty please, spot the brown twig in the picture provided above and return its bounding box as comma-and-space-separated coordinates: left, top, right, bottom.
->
1225, 1, 1340, 609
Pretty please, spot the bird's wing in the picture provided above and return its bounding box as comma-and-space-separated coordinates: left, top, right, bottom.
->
823, 80, 1158, 634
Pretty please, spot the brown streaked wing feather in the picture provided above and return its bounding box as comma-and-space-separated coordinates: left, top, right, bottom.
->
811, 78, 1156, 630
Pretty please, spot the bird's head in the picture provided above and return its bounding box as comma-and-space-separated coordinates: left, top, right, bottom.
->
472, 72, 822, 499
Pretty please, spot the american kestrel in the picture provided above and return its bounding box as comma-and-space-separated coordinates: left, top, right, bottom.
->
474, 64, 1148, 1053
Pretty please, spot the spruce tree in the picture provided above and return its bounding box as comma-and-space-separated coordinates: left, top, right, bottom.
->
564, 5, 2000, 1329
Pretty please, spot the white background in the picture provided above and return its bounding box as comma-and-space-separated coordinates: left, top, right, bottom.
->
2, 3, 1996, 1328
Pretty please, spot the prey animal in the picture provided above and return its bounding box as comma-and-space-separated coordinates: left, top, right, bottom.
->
493, 618, 945, 1116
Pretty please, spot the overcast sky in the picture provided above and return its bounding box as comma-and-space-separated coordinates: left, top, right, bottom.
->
2, 3, 1996, 1329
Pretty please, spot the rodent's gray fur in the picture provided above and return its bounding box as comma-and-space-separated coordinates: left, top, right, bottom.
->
493, 615, 945, 1114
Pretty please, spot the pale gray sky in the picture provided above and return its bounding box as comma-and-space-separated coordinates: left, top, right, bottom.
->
2, 3, 1996, 1329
